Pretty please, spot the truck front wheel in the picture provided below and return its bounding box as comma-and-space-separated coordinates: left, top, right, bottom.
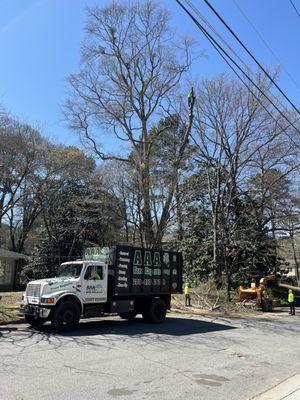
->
51, 301, 80, 332
145, 299, 166, 324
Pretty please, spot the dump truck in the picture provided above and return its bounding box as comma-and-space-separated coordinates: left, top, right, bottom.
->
20, 246, 183, 331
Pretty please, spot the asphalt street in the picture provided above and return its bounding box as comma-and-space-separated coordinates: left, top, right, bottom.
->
0, 311, 299, 400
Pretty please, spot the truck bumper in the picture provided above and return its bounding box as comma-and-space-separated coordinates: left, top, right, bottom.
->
20, 304, 51, 319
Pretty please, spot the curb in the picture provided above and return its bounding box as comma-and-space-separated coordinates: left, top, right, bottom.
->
251, 373, 300, 400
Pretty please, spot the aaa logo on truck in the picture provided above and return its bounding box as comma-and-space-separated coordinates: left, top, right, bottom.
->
84, 247, 110, 261
132, 250, 173, 287
86, 285, 103, 294
133, 250, 161, 267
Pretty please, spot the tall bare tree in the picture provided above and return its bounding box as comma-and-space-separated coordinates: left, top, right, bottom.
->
278, 195, 300, 284
64, 0, 195, 247
191, 74, 299, 293
0, 119, 44, 245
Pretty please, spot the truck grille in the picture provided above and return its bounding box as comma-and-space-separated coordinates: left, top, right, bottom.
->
26, 283, 41, 297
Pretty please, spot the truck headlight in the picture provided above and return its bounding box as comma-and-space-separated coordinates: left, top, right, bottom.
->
41, 297, 55, 304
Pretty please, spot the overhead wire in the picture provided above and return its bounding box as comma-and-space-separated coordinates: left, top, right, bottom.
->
289, 0, 300, 20
175, 0, 300, 134
184, 0, 250, 73
175, 0, 300, 155
232, 0, 300, 93
184, 0, 295, 119
201, 0, 300, 116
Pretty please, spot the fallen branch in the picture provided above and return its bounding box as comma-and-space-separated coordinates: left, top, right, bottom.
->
191, 288, 220, 311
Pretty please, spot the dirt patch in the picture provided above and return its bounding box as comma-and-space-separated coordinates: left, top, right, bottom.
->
171, 293, 289, 320
171, 304, 262, 319
0, 291, 23, 325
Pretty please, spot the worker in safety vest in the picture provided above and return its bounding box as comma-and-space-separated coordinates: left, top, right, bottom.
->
184, 283, 191, 307
90, 268, 101, 280
288, 289, 295, 315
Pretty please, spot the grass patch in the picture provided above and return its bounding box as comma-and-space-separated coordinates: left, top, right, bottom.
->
0, 291, 23, 324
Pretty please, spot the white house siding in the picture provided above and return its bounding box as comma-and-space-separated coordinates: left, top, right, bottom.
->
0, 258, 16, 290
0, 249, 27, 291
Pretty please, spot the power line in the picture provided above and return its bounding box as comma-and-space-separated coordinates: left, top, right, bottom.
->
184, 0, 294, 120
202, 0, 300, 116
185, 0, 250, 72
175, 0, 300, 136
176, 0, 299, 131
289, 0, 300, 20
232, 0, 300, 93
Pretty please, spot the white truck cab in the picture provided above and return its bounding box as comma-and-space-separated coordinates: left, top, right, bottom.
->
21, 259, 109, 330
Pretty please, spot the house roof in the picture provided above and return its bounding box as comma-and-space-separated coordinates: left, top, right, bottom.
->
0, 248, 28, 260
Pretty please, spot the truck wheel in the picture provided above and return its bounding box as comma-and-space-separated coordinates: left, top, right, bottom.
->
25, 315, 46, 328
118, 312, 137, 321
51, 301, 80, 332
148, 299, 167, 324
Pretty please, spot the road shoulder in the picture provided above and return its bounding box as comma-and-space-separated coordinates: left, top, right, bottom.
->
252, 373, 300, 400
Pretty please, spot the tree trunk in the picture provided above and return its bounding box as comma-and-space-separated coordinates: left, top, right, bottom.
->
212, 214, 222, 289
141, 165, 155, 248
290, 232, 300, 286
176, 182, 184, 242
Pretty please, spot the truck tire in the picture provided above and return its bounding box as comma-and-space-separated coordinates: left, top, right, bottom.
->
118, 312, 137, 321
147, 299, 167, 324
25, 315, 46, 328
51, 301, 80, 332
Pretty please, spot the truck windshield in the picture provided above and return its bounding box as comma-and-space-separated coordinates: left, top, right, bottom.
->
56, 263, 83, 278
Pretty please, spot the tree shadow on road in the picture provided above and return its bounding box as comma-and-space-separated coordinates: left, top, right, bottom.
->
0, 317, 236, 354
43, 315, 236, 337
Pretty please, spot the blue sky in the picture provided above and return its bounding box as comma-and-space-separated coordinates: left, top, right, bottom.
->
0, 0, 299, 150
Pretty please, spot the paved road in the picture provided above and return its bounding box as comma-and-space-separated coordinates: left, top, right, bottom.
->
0, 311, 299, 400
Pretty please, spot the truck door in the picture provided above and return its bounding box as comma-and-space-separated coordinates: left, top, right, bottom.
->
82, 264, 107, 303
